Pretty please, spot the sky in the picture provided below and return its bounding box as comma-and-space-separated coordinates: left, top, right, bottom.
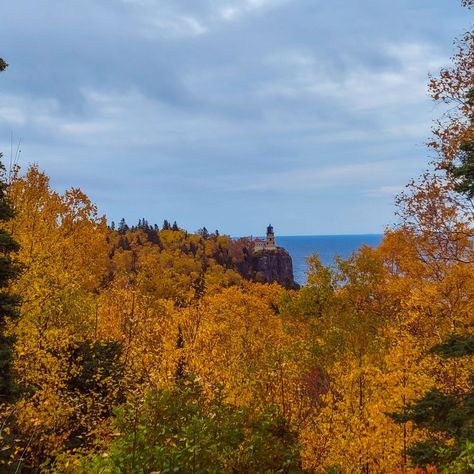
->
0, 0, 470, 236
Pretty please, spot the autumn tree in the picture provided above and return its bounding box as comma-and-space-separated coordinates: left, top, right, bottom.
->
0, 165, 112, 469
393, 1, 474, 265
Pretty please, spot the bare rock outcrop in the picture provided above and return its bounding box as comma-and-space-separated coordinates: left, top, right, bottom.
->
238, 246, 298, 289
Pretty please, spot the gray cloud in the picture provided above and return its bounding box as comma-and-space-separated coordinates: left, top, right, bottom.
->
0, 0, 469, 234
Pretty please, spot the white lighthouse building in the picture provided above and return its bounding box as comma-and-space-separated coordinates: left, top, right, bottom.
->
254, 224, 277, 252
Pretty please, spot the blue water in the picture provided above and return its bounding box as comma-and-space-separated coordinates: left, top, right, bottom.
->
276, 235, 383, 285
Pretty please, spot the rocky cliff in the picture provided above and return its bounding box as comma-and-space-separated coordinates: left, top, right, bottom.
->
238, 247, 298, 289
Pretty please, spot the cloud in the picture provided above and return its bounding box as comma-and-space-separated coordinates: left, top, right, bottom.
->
142, 15, 208, 39
365, 185, 407, 197
218, 0, 292, 21
0, 0, 468, 234
258, 42, 445, 112
118, 0, 292, 38
230, 160, 411, 193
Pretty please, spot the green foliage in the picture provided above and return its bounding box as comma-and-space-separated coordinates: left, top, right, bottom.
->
324, 466, 343, 474
390, 385, 474, 466
67, 340, 123, 395
281, 254, 336, 320
118, 218, 129, 235
430, 335, 474, 358
0, 156, 21, 403
448, 88, 474, 198
449, 138, 474, 198
390, 335, 474, 469
444, 440, 474, 473
79, 378, 303, 473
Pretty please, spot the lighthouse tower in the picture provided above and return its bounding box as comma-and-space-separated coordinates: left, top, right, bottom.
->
266, 224, 276, 250
253, 225, 277, 252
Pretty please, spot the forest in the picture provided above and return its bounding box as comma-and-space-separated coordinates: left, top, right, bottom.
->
0, 2, 473, 473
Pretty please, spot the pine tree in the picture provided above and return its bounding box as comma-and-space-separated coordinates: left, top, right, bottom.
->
0, 62, 21, 401
0, 156, 21, 402
448, 89, 474, 198
118, 218, 129, 235
172, 221, 179, 231
390, 335, 474, 469
118, 235, 131, 251
175, 325, 186, 381
198, 227, 209, 239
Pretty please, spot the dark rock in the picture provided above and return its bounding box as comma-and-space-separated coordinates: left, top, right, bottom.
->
238, 246, 299, 289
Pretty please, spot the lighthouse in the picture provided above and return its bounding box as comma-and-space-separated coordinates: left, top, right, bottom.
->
266, 224, 276, 250
254, 224, 277, 252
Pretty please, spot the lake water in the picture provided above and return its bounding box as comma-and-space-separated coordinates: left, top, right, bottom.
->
276, 235, 383, 285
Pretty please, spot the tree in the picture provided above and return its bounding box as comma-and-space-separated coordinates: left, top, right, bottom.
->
390, 336, 474, 469
198, 226, 209, 240
395, 0, 474, 265
117, 218, 128, 234
448, 88, 474, 198
172, 220, 179, 231
3, 165, 109, 469
426, 3, 474, 205
0, 61, 21, 402
77, 378, 303, 474
0, 160, 20, 402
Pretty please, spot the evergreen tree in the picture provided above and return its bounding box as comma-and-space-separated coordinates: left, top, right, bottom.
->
172, 221, 179, 231
117, 218, 129, 235
198, 227, 209, 239
0, 62, 21, 402
162, 219, 170, 231
0, 157, 21, 402
175, 325, 186, 382
117, 236, 131, 251
390, 335, 474, 469
448, 89, 474, 198
146, 227, 160, 244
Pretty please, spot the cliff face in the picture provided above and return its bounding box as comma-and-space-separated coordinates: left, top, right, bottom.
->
238, 247, 298, 289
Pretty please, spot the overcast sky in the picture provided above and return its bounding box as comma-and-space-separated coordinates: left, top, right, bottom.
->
0, 0, 470, 235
